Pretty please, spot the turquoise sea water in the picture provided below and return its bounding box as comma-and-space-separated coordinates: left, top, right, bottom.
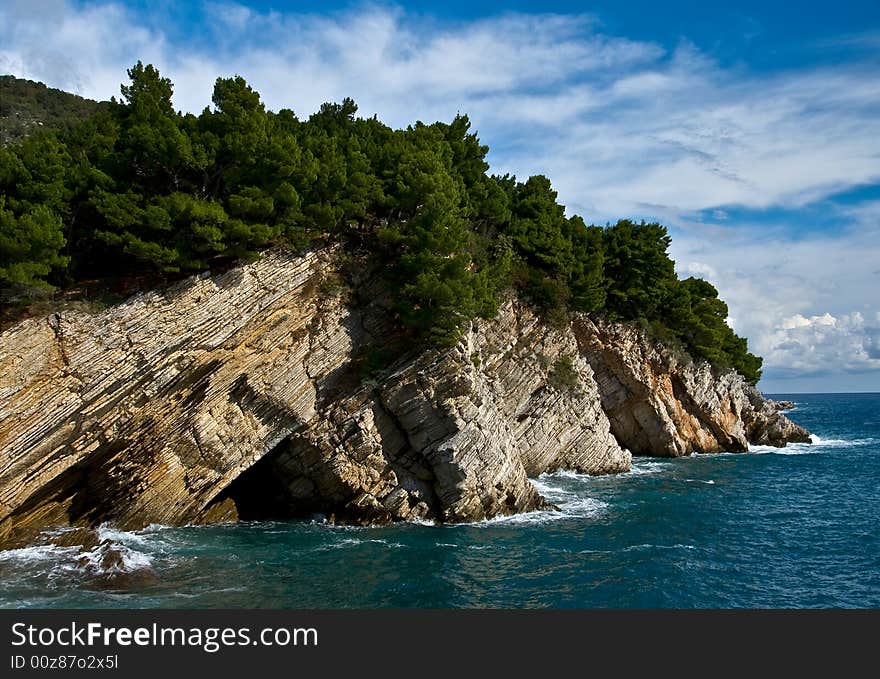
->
1, 393, 878, 608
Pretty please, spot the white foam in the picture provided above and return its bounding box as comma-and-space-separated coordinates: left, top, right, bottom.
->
0, 532, 153, 579
79, 541, 154, 572
622, 460, 673, 476
320, 538, 404, 550
749, 434, 877, 455
546, 469, 594, 482
812, 435, 874, 447
751, 446, 815, 456
0, 544, 80, 564
470, 509, 562, 526
97, 524, 152, 548
530, 478, 579, 502
326, 537, 375, 548
168, 587, 246, 599
748, 435, 874, 456
564, 497, 610, 515
409, 517, 438, 527
466, 496, 609, 527
622, 543, 696, 552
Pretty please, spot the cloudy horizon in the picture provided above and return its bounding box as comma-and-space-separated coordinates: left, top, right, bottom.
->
2, 0, 879, 392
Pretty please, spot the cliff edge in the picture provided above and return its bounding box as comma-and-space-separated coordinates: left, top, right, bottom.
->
0, 248, 809, 547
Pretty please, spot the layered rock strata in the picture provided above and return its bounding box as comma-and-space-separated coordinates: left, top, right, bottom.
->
0, 248, 808, 546
573, 317, 811, 456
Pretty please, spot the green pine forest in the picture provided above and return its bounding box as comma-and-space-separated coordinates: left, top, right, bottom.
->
0, 63, 762, 383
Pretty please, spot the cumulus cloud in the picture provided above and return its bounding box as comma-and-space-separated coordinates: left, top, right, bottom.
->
762, 312, 880, 378
2, 1, 879, 389
668, 215, 880, 389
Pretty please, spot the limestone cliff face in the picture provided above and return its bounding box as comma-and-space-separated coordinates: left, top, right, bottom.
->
0, 248, 808, 546
0, 249, 352, 544
572, 317, 811, 457
248, 296, 630, 526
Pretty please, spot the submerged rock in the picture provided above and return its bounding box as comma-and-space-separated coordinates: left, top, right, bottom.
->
0, 526, 158, 588
0, 247, 809, 545
76, 539, 158, 590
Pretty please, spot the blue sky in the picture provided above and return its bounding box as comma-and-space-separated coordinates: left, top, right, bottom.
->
2, 1, 879, 392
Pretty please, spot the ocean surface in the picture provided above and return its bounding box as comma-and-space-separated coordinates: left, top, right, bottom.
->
1, 393, 878, 608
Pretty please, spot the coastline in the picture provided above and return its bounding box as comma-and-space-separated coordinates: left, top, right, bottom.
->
1, 393, 876, 609
0, 248, 809, 550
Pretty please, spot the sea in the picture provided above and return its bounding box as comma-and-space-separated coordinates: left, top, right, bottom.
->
1, 393, 878, 609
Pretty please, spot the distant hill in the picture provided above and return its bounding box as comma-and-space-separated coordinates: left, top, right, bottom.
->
0, 75, 107, 145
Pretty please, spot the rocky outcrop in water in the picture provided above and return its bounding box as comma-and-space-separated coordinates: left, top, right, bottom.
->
0, 248, 809, 546
227, 294, 630, 526
573, 317, 811, 456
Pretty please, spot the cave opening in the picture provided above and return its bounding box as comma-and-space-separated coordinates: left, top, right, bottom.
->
211, 438, 323, 522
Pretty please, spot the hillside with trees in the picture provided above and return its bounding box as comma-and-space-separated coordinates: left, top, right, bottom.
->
0, 76, 106, 146
0, 63, 762, 383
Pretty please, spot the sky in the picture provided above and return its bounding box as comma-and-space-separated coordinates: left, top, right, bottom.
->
1, 1, 879, 392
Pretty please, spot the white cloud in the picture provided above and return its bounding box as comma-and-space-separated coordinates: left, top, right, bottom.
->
210, 2, 254, 31
679, 261, 718, 281
3, 3, 878, 218
668, 216, 880, 389
1, 2, 167, 97
763, 312, 880, 377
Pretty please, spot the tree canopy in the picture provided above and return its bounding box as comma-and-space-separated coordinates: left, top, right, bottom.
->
0, 63, 762, 383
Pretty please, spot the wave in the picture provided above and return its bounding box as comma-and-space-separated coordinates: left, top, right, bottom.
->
535, 460, 672, 486
748, 434, 875, 456
537, 469, 592, 482
96, 524, 154, 550
624, 460, 675, 476
0, 525, 156, 582
530, 477, 580, 502
469, 504, 605, 527
808, 434, 876, 447
468, 480, 610, 527
622, 543, 696, 552
0, 543, 81, 566
80, 540, 154, 573
318, 537, 405, 550
431, 542, 499, 553
409, 517, 439, 527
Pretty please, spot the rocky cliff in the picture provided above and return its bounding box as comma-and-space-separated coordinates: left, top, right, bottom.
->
0, 248, 809, 547
573, 318, 811, 456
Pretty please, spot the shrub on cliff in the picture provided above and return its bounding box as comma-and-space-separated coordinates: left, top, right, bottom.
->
549, 356, 580, 393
